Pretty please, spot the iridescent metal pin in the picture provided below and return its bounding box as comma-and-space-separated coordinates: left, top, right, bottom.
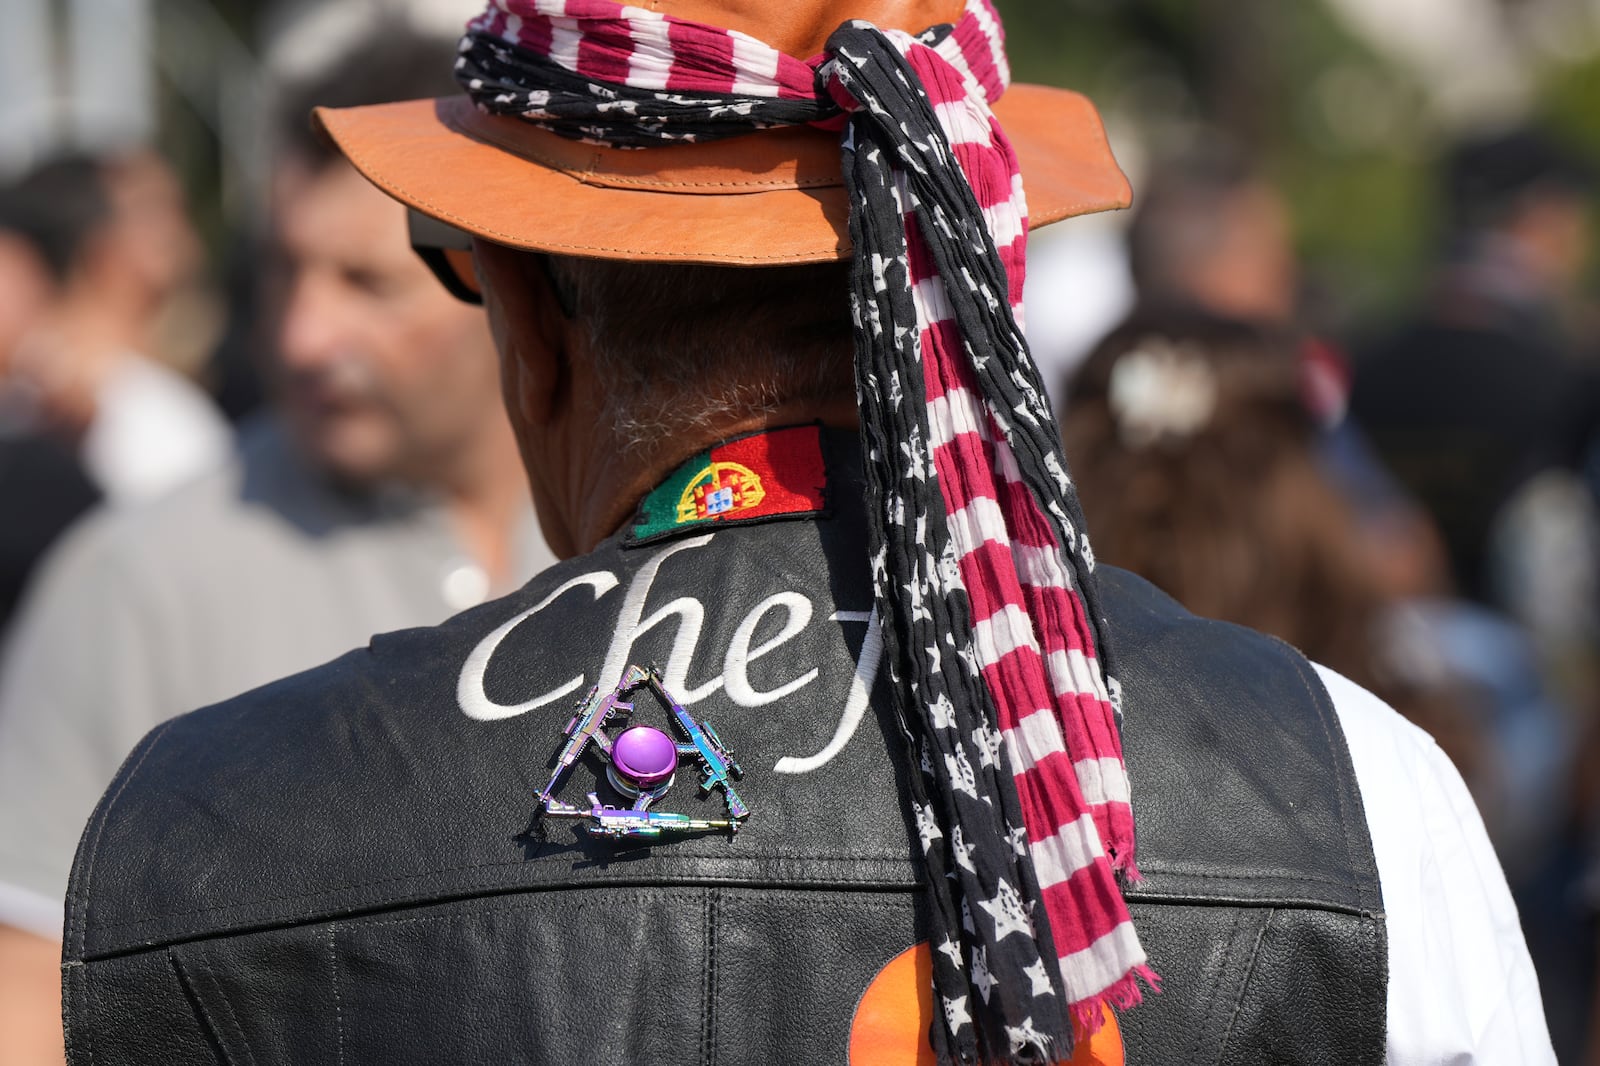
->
534, 664, 748, 839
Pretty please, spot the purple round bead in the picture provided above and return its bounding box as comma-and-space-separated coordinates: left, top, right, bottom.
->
611, 726, 678, 788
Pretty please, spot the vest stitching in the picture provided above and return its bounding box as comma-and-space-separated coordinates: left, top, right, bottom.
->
91, 860, 922, 934
1181, 907, 1247, 1065
60, 963, 86, 1066
329, 922, 344, 1066
1214, 908, 1275, 1063
701, 889, 716, 1066
334, 889, 916, 933
69, 716, 179, 955
1278, 644, 1377, 914
202, 941, 261, 1066
1132, 863, 1365, 890
84, 963, 95, 1066
167, 949, 230, 1064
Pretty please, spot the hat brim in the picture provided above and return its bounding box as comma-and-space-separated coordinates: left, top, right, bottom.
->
314, 84, 1129, 265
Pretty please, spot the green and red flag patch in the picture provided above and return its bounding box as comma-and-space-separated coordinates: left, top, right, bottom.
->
627, 425, 829, 546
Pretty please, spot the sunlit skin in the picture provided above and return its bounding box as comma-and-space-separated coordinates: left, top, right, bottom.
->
101, 152, 203, 322
1503, 192, 1592, 296
0, 234, 52, 383
4, 153, 202, 436
271, 159, 529, 578
1178, 182, 1298, 324
470, 237, 860, 560
0, 925, 64, 1066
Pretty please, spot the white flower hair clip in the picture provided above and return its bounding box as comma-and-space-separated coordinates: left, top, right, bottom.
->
1107, 336, 1219, 449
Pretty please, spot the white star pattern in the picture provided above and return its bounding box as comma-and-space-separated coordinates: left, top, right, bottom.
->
928, 692, 957, 730
1007, 825, 1029, 857
1010, 367, 1039, 403
900, 425, 929, 481
1005, 1016, 1051, 1058
902, 578, 931, 623
1023, 958, 1053, 998
1044, 451, 1073, 495
970, 945, 996, 1003
938, 540, 962, 591
942, 994, 972, 1032
971, 721, 1003, 769
944, 746, 978, 798
950, 824, 977, 872
955, 642, 981, 678
937, 937, 965, 970
925, 642, 942, 674
1047, 499, 1073, 536
978, 879, 1034, 941
909, 595, 932, 626
913, 801, 943, 852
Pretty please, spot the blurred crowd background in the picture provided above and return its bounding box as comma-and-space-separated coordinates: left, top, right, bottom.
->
3, 0, 1600, 1061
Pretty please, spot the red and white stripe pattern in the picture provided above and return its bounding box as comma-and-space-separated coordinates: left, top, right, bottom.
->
468, 0, 821, 102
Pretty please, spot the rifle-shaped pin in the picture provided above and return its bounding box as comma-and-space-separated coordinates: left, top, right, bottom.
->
533, 664, 651, 808
645, 665, 750, 823
545, 793, 736, 840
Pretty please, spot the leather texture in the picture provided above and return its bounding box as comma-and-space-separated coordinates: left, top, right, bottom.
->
63, 434, 1384, 1065
312, 85, 1131, 264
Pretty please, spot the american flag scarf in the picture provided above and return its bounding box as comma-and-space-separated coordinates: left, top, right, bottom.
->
457, 1, 1155, 1059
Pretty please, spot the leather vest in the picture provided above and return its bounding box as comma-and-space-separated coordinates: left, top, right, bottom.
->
63, 433, 1385, 1065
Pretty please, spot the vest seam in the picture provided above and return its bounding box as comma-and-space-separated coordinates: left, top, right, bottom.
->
1274, 639, 1370, 909
168, 948, 233, 1065
329, 922, 344, 1066
1215, 908, 1275, 1062
1182, 906, 1248, 1064
81, 880, 925, 962
89, 858, 922, 933
202, 940, 261, 1066
68, 716, 179, 957
1125, 892, 1375, 918
1134, 861, 1366, 889
701, 888, 716, 1066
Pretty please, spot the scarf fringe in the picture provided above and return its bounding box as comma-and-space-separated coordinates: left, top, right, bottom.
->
1070, 964, 1162, 1039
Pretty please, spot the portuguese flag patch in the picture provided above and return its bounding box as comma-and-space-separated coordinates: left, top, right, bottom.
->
627, 425, 829, 546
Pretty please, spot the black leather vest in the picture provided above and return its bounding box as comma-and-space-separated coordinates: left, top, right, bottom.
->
63, 439, 1384, 1065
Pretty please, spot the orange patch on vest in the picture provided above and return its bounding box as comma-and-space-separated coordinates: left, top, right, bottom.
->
849, 943, 1125, 1065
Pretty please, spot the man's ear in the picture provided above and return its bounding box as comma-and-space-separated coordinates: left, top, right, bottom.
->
472, 238, 570, 428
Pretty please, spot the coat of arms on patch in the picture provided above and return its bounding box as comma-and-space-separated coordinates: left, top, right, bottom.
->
679, 461, 766, 521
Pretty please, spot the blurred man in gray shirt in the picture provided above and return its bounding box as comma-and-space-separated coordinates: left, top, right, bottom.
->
0, 35, 555, 1063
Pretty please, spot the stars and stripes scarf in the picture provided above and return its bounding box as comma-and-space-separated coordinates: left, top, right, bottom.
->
456, 1, 1155, 1059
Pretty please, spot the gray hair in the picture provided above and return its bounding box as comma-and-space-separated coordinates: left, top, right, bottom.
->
543, 256, 855, 452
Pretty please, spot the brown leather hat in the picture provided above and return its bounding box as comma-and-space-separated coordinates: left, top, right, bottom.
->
314, 0, 1130, 264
